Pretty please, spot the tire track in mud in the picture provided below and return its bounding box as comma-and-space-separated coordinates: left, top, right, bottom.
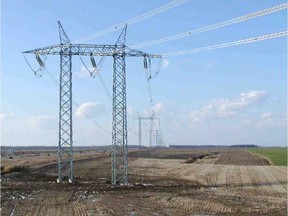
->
273, 166, 287, 176
72, 199, 81, 216
158, 188, 286, 215
39, 197, 50, 216
213, 165, 223, 187
245, 167, 259, 195
160, 196, 234, 215
239, 166, 255, 195
225, 166, 231, 189
204, 165, 222, 187
225, 166, 242, 190
236, 166, 243, 191
179, 163, 203, 183
258, 167, 286, 196
255, 167, 280, 197
221, 165, 243, 191
64, 190, 88, 216
98, 199, 119, 216
271, 167, 288, 189
195, 164, 214, 186
35, 198, 46, 216
35, 197, 50, 216
213, 165, 227, 188
228, 166, 243, 190
2, 149, 286, 216
76, 200, 88, 216
1, 201, 18, 216
8, 201, 18, 216
81, 193, 120, 216
13, 199, 41, 216
246, 167, 277, 197
60, 203, 65, 216
82, 200, 96, 215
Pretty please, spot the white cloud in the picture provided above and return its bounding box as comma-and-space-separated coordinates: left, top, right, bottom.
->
152, 102, 166, 114
0, 113, 15, 119
161, 58, 170, 69
75, 102, 106, 118
190, 90, 267, 122
241, 119, 251, 125
142, 102, 166, 117
28, 115, 56, 130
260, 112, 272, 119
74, 66, 99, 78
127, 107, 134, 116
256, 112, 286, 129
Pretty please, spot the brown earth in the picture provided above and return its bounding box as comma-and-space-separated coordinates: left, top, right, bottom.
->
1, 148, 287, 216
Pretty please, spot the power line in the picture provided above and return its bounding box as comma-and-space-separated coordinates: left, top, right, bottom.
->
72, 100, 112, 134
79, 55, 113, 101
95, 73, 112, 101
44, 67, 112, 134
132, 3, 288, 49
78, 54, 139, 137
73, 0, 191, 43
162, 31, 288, 57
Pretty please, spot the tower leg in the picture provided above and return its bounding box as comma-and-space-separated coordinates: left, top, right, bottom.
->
112, 55, 128, 185
57, 49, 73, 183
138, 117, 142, 157
149, 118, 153, 148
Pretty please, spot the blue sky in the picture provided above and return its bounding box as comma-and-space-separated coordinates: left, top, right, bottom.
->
1, 0, 287, 146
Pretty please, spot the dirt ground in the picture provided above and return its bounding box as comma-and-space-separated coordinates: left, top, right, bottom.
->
1, 148, 287, 216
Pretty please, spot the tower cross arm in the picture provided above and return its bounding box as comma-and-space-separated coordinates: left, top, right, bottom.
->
23, 44, 161, 58
22, 44, 120, 56
125, 46, 162, 58
71, 44, 119, 56
22, 44, 62, 55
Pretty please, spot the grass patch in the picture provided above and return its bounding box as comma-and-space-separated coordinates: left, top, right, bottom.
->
248, 148, 287, 166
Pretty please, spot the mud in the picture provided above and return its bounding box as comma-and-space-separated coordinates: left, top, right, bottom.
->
1, 148, 287, 215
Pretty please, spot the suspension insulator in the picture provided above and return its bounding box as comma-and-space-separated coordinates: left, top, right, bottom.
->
90, 55, 97, 68
35, 54, 45, 67
143, 57, 148, 69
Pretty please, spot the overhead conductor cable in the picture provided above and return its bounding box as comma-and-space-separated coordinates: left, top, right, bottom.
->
44, 67, 112, 134
132, 3, 288, 48
73, 0, 191, 43
162, 31, 288, 57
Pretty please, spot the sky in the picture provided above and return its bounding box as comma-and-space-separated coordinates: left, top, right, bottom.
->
1, 0, 287, 147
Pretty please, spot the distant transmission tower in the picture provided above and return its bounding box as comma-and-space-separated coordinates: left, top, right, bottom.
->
136, 115, 160, 148
23, 22, 161, 185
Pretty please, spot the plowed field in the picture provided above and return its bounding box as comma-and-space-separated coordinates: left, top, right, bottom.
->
1, 148, 287, 216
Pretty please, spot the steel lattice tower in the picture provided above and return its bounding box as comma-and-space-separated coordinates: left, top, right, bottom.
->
57, 22, 73, 183
136, 116, 160, 148
23, 22, 161, 184
112, 26, 128, 184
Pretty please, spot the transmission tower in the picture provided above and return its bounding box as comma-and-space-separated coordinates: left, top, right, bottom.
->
23, 22, 161, 185
152, 129, 164, 147
136, 115, 160, 149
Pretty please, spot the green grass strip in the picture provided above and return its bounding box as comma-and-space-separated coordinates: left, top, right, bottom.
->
248, 147, 287, 166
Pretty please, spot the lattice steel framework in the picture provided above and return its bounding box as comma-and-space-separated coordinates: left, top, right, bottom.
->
57, 21, 73, 183
23, 22, 161, 185
136, 116, 160, 148
138, 117, 142, 149
112, 54, 128, 184
111, 26, 128, 184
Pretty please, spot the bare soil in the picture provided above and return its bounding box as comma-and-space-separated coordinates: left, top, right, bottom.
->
1, 148, 287, 215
